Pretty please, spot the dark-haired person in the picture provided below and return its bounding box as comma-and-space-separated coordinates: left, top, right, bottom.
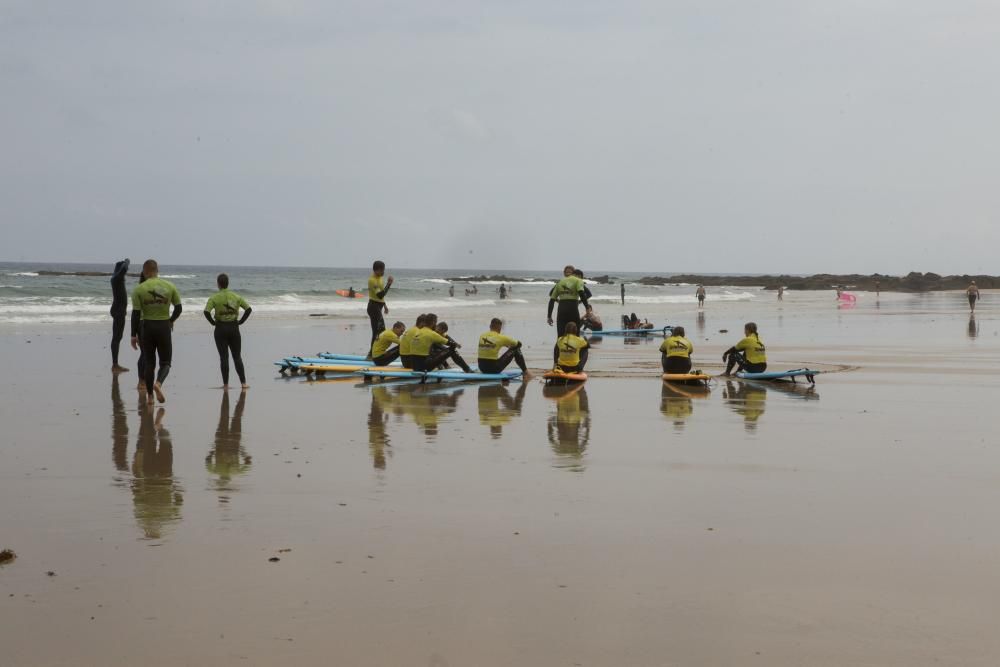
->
431, 321, 472, 371
110, 258, 131, 373
660, 325, 693, 374
130, 259, 181, 404
133, 272, 147, 390
371, 321, 406, 366
553, 322, 589, 373
406, 313, 473, 373
367, 260, 394, 355
204, 273, 252, 389
398, 314, 425, 370
477, 318, 529, 376
547, 265, 592, 336
722, 322, 767, 376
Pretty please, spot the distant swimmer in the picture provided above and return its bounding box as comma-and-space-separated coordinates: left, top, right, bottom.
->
553, 322, 589, 373
777, 285, 784, 301
448, 284, 455, 297
660, 325, 694, 374
402, 313, 473, 373
367, 260, 394, 356
621, 282, 625, 305
547, 265, 592, 336
477, 317, 529, 377
498, 283, 507, 300
130, 259, 182, 404
722, 322, 767, 376
110, 258, 130, 373
371, 321, 406, 366
967, 281, 980, 312
203, 273, 252, 390
696, 285, 706, 308
347, 286, 356, 298
580, 310, 603, 332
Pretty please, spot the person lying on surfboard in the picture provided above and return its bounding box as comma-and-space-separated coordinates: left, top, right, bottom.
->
477, 318, 530, 377
553, 322, 589, 373
660, 326, 693, 374
722, 322, 767, 376
371, 321, 406, 367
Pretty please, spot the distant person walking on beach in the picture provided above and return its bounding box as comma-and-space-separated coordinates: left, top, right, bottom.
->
660, 326, 694, 374
498, 283, 507, 300
130, 259, 182, 404
367, 260, 394, 355
722, 322, 767, 376
547, 265, 592, 336
204, 273, 252, 390
110, 258, 130, 373
696, 285, 706, 308
477, 318, 530, 376
967, 281, 980, 312
777, 286, 784, 301
621, 282, 625, 305
448, 284, 455, 297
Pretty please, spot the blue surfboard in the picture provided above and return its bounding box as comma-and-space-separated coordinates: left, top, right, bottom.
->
587, 326, 671, 337
734, 368, 819, 383
360, 368, 520, 382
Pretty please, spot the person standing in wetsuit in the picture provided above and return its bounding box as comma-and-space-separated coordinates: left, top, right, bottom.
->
620, 282, 625, 305
130, 259, 182, 404
722, 322, 767, 376
660, 326, 694, 374
477, 318, 529, 376
204, 273, 252, 390
367, 260, 394, 355
110, 258, 130, 373
547, 265, 592, 336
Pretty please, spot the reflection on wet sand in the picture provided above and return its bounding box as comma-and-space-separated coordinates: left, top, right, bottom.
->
205, 390, 251, 498
477, 382, 527, 439
968, 314, 979, 339
367, 385, 392, 469
544, 384, 591, 471
132, 406, 183, 540
722, 380, 767, 432
111, 376, 128, 472
660, 381, 709, 431
696, 310, 705, 333
367, 381, 465, 450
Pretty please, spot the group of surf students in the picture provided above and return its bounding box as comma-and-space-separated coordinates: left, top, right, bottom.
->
111, 258, 253, 406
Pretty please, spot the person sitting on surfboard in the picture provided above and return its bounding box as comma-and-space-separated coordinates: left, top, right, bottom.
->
347, 286, 356, 298
398, 314, 425, 368
553, 322, 589, 373
477, 318, 530, 376
403, 313, 473, 373
371, 321, 406, 367
547, 265, 592, 336
722, 322, 767, 376
660, 326, 693, 374
580, 311, 603, 332
430, 321, 472, 371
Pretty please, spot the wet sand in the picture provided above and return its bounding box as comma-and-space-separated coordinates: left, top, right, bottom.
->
2, 299, 1000, 666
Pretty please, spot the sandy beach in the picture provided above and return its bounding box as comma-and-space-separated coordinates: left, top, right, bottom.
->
2, 292, 999, 666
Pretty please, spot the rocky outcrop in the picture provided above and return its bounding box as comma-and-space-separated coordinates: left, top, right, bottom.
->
637, 272, 996, 292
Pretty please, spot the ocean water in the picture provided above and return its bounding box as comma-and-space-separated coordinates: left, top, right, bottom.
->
0, 262, 759, 325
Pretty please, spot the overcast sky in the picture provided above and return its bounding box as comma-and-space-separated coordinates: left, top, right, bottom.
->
3, 1, 999, 274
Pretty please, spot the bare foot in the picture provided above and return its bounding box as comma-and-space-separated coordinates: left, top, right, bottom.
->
153, 382, 166, 404
145, 393, 155, 405
241, 384, 250, 390
222, 385, 230, 390
112, 365, 129, 374
154, 408, 165, 429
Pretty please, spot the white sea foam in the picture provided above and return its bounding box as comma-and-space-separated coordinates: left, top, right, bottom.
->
591, 291, 756, 304
419, 278, 454, 284
7, 272, 39, 277
161, 274, 196, 279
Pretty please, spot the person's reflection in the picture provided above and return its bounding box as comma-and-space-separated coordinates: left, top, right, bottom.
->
111, 376, 129, 472
968, 314, 979, 339
132, 406, 182, 540
722, 380, 767, 432
660, 382, 708, 431
206, 390, 251, 494
544, 385, 591, 471
367, 385, 392, 469
477, 382, 527, 439
390, 383, 464, 441
696, 310, 705, 334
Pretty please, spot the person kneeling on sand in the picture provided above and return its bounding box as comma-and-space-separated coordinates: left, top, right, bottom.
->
477, 318, 530, 377
722, 322, 767, 375
660, 326, 693, 374
553, 322, 589, 373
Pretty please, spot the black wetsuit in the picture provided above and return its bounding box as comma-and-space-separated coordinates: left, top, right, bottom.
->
409, 345, 472, 373
204, 307, 251, 385
372, 347, 400, 367
110, 260, 129, 365
547, 283, 591, 337
478, 346, 527, 374
662, 355, 692, 374
723, 350, 766, 375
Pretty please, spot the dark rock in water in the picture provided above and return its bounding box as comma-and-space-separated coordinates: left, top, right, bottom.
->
636, 272, 999, 292
590, 275, 612, 284
458, 274, 548, 283
268, 557, 280, 562
0, 549, 15, 564
36, 270, 143, 278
